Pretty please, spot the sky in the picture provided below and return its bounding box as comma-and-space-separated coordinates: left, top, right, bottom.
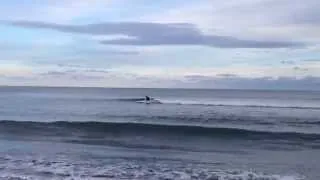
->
0, 0, 320, 90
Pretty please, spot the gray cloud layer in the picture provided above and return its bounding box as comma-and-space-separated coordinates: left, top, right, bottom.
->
6, 21, 306, 48
182, 75, 320, 90
3, 72, 320, 90
40, 70, 106, 80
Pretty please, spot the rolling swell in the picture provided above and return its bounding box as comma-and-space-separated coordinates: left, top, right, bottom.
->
81, 97, 320, 110
0, 120, 319, 142
81, 97, 147, 102
163, 101, 320, 110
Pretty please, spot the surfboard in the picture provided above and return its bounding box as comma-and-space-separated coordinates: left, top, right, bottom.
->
136, 99, 161, 104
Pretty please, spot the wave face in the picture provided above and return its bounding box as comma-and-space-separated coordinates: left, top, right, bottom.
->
1, 120, 319, 143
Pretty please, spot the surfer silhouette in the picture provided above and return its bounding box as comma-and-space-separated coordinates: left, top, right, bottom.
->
145, 96, 151, 101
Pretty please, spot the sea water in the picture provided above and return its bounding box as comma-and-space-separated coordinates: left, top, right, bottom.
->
0, 86, 319, 179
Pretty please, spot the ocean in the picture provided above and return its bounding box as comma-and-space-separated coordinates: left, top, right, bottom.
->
0, 86, 319, 180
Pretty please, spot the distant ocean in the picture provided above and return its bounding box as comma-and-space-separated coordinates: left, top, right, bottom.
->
0, 86, 319, 180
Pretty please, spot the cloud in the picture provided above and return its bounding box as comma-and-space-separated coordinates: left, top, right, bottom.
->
56, 64, 84, 68
41, 66, 109, 75
280, 60, 295, 65
293, 66, 309, 72
43, 0, 114, 22
2, 67, 320, 90
180, 75, 320, 90
39, 70, 105, 80
302, 59, 320, 62
55, 64, 108, 73
66, 49, 139, 56
216, 73, 238, 78
144, 0, 320, 43
5, 21, 306, 48
85, 69, 109, 73
0, 0, 114, 23
268, 0, 320, 25
40, 71, 68, 76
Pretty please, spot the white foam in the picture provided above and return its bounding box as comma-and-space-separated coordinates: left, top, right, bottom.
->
160, 99, 320, 110
0, 156, 305, 180
212, 170, 303, 180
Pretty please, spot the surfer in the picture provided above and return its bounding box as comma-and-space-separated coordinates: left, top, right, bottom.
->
135, 96, 161, 104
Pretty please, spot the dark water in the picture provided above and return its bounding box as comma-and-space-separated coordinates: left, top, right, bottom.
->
0, 86, 319, 180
